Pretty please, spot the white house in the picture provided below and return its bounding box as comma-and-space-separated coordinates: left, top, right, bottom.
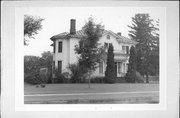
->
50, 19, 137, 78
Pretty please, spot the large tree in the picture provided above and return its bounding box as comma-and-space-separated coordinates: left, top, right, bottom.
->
125, 46, 137, 83
75, 17, 104, 87
128, 14, 159, 83
24, 15, 44, 45
105, 44, 116, 83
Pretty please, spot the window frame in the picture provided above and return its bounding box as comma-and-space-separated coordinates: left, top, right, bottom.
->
58, 41, 62, 53
58, 61, 62, 73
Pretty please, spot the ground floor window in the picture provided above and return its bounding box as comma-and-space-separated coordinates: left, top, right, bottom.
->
58, 61, 62, 73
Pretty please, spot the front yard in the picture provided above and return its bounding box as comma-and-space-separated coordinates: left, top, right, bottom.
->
24, 83, 159, 104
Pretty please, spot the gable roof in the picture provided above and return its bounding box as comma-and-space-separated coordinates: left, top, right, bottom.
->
50, 30, 137, 44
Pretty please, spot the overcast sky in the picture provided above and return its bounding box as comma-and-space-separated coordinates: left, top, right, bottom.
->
24, 7, 161, 56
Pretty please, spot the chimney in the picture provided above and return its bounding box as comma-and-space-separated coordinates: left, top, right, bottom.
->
117, 32, 121, 36
70, 19, 76, 35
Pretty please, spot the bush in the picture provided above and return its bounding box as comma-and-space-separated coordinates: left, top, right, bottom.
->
105, 44, 116, 83
90, 76, 104, 83
24, 72, 41, 85
54, 72, 70, 83
115, 77, 127, 83
135, 71, 144, 83
68, 63, 88, 83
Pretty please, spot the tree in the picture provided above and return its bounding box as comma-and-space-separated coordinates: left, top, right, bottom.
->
125, 46, 137, 83
24, 51, 53, 84
39, 51, 53, 83
105, 44, 116, 83
75, 17, 104, 87
24, 15, 44, 45
128, 14, 159, 83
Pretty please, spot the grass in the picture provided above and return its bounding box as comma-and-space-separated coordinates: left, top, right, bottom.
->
25, 83, 159, 95
24, 83, 159, 104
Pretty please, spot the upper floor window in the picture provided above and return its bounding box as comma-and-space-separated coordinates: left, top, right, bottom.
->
107, 35, 110, 39
58, 41, 62, 53
122, 46, 126, 51
122, 46, 129, 54
104, 43, 112, 48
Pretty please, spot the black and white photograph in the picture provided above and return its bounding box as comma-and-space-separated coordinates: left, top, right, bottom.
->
23, 7, 160, 104
1, 1, 179, 118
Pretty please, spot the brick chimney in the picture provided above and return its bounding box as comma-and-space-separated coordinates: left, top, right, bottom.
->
70, 19, 76, 35
117, 32, 121, 36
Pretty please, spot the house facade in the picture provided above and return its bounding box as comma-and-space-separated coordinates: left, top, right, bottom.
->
50, 19, 137, 78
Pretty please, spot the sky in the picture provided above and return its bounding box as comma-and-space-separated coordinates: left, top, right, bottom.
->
23, 7, 161, 56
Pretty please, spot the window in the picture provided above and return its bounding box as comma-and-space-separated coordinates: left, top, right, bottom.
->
58, 61, 62, 73
58, 41, 62, 53
104, 43, 112, 48
99, 61, 103, 74
122, 46, 129, 54
107, 35, 110, 39
126, 46, 129, 54
53, 42, 55, 53
118, 62, 122, 74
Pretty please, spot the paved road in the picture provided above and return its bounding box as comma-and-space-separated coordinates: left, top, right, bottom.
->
24, 84, 159, 104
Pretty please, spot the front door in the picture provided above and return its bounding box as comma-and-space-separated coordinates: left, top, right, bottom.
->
114, 62, 117, 77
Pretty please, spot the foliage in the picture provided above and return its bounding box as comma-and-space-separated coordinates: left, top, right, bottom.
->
24, 15, 44, 45
54, 70, 70, 83
68, 63, 88, 83
90, 76, 104, 83
24, 71, 41, 85
125, 46, 137, 83
128, 14, 159, 83
105, 44, 116, 83
135, 71, 144, 83
24, 56, 40, 74
115, 77, 127, 83
24, 51, 53, 84
75, 17, 104, 75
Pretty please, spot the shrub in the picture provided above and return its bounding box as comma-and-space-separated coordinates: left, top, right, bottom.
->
24, 72, 41, 85
105, 44, 116, 83
135, 71, 144, 83
115, 77, 127, 83
90, 76, 104, 83
68, 63, 88, 83
125, 46, 137, 83
54, 71, 70, 83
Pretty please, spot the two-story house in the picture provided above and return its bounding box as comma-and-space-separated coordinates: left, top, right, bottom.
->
50, 19, 137, 78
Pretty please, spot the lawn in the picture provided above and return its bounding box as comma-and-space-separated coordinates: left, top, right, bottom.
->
24, 83, 159, 104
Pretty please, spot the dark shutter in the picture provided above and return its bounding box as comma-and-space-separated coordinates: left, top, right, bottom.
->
53, 41, 55, 53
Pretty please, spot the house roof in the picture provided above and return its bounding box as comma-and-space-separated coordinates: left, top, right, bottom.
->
50, 30, 137, 44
